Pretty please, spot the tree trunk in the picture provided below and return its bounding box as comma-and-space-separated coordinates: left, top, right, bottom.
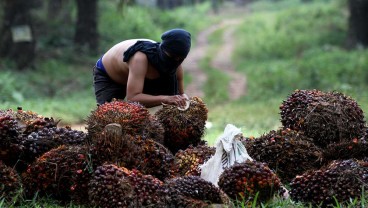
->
74, 0, 99, 54
346, 0, 368, 48
0, 0, 36, 70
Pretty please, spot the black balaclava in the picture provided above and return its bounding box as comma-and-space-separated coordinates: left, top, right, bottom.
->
123, 28, 191, 95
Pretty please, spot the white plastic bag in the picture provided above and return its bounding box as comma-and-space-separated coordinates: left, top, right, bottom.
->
200, 124, 253, 186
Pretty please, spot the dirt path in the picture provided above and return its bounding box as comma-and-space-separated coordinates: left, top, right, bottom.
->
183, 16, 246, 100
210, 19, 246, 100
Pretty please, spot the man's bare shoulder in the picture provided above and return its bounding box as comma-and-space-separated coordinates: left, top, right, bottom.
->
116, 39, 155, 48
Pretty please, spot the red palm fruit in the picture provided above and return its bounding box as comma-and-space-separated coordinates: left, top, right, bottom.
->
218, 160, 282, 204
22, 145, 92, 204
155, 96, 208, 154
86, 100, 150, 138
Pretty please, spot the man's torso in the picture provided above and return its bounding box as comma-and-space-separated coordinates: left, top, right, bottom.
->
102, 39, 160, 84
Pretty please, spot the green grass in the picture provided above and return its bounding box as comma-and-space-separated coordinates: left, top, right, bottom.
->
204, 98, 282, 146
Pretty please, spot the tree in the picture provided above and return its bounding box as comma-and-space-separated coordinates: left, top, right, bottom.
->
347, 0, 368, 48
74, 0, 99, 54
0, 0, 36, 69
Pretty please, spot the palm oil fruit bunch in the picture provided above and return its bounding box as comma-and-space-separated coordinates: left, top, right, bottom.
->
90, 123, 175, 180
322, 137, 368, 163
218, 160, 282, 204
137, 137, 176, 180
14, 107, 58, 135
242, 128, 323, 183
0, 109, 21, 139
0, 109, 23, 167
86, 100, 150, 138
22, 145, 92, 204
280, 89, 366, 148
88, 164, 164, 208
155, 96, 208, 154
0, 161, 22, 202
19, 126, 87, 170
142, 115, 165, 145
290, 158, 368, 207
89, 123, 144, 169
174, 144, 215, 176
163, 175, 228, 207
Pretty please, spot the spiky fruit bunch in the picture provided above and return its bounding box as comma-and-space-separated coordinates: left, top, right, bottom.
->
0, 109, 21, 138
142, 115, 165, 145
89, 123, 142, 168
22, 145, 92, 204
18, 126, 87, 167
138, 138, 176, 180
322, 137, 368, 163
280, 89, 366, 148
242, 128, 323, 183
290, 159, 368, 207
155, 96, 208, 154
218, 160, 282, 203
86, 100, 150, 138
0, 161, 22, 202
162, 176, 228, 207
174, 144, 215, 176
90, 124, 175, 180
0, 110, 23, 167
14, 107, 58, 135
89, 164, 164, 208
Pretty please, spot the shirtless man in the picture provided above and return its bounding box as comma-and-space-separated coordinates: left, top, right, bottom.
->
93, 28, 191, 108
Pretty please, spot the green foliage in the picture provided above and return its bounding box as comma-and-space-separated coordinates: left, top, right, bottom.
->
233, 0, 368, 101
0, 71, 24, 103
98, 2, 214, 51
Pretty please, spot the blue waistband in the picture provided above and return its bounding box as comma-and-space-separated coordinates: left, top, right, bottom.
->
96, 56, 107, 73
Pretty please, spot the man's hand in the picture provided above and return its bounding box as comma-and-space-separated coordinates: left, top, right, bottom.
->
162, 94, 189, 108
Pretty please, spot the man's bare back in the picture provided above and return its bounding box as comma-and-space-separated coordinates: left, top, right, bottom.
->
102, 39, 158, 84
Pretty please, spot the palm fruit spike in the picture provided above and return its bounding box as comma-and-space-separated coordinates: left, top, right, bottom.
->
280, 89, 366, 148
137, 137, 176, 180
242, 128, 323, 183
163, 175, 229, 207
86, 100, 150, 138
322, 137, 368, 163
290, 159, 368, 207
218, 160, 282, 204
89, 123, 143, 169
89, 164, 165, 208
14, 107, 58, 135
0, 109, 20, 138
22, 145, 92, 204
0, 161, 22, 203
17, 126, 87, 172
90, 123, 176, 180
174, 144, 215, 176
142, 115, 165, 145
155, 96, 208, 154
0, 109, 23, 167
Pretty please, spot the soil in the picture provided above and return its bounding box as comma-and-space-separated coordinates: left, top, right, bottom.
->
183, 11, 247, 100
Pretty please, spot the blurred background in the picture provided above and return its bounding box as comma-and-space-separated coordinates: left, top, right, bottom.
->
0, 0, 367, 145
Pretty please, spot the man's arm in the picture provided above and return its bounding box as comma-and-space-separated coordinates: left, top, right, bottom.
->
177, 65, 185, 94
126, 52, 187, 108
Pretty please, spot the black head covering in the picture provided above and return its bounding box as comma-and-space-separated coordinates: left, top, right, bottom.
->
123, 28, 191, 95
